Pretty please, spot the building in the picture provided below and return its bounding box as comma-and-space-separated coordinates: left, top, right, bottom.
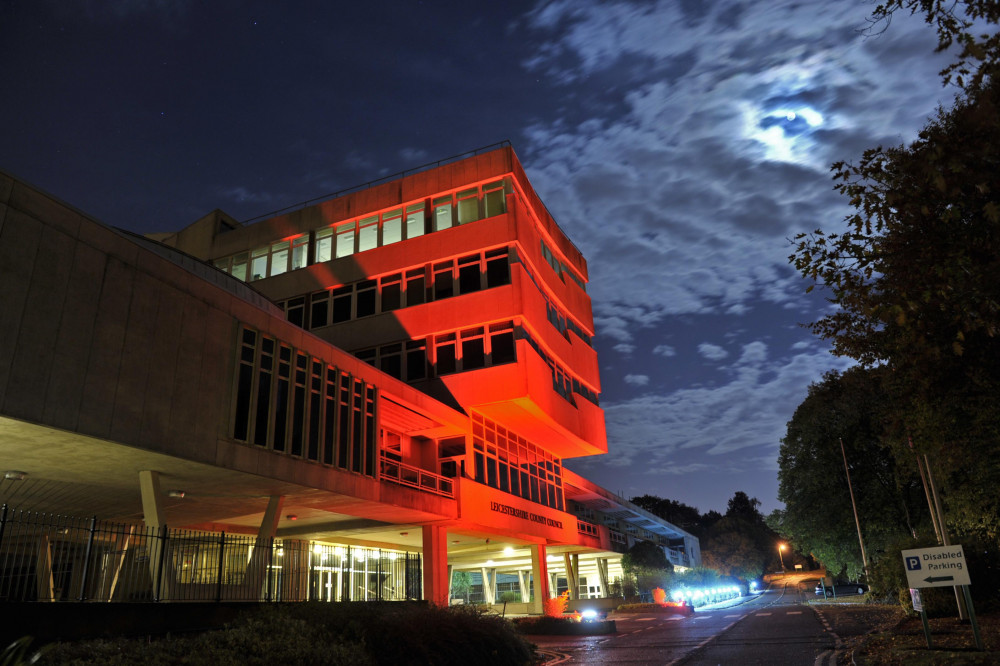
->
0, 144, 698, 609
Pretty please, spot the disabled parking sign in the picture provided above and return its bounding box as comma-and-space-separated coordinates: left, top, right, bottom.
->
901, 545, 972, 588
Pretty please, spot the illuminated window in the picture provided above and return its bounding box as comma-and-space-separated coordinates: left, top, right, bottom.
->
335, 222, 355, 258
291, 235, 309, 270
381, 209, 402, 245
358, 216, 378, 253
250, 246, 268, 281
231, 252, 249, 281
432, 195, 453, 231
270, 240, 290, 276
316, 227, 334, 263
483, 180, 505, 217
405, 202, 425, 239
457, 188, 480, 225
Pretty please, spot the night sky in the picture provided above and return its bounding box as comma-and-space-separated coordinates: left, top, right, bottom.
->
1, 1, 959, 515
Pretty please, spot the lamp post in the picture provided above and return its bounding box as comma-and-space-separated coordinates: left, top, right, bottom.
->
778, 544, 786, 572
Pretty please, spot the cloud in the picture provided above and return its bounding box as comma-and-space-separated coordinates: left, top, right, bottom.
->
653, 344, 676, 357
698, 343, 729, 361
614, 343, 636, 354
624, 374, 650, 386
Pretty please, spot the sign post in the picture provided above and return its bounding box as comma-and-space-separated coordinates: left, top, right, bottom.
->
901, 545, 983, 651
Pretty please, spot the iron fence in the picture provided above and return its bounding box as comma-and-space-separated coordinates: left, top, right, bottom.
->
0, 504, 421, 603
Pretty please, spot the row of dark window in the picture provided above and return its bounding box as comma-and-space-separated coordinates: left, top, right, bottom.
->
471, 412, 564, 510
276, 247, 511, 330
354, 321, 517, 383
233, 327, 377, 476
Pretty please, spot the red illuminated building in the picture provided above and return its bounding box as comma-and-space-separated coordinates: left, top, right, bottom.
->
0, 145, 698, 610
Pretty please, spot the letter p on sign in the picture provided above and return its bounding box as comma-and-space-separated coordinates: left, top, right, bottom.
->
905, 556, 921, 571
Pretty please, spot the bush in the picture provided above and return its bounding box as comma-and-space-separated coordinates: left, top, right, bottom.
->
38, 603, 536, 666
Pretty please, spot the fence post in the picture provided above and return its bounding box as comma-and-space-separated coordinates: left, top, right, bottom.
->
77, 516, 97, 601
0, 504, 8, 553
153, 525, 169, 602
215, 532, 226, 602
265, 537, 274, 602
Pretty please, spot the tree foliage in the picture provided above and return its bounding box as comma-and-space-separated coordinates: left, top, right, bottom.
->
868, 0, 1000, 88
790, 75, 1000, 541
773, 368, 921, 579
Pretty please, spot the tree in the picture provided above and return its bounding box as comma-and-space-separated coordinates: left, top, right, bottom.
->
630, 495, 705, 535
621, 540, 673, 596
868, 1, 1000, 89
790, 77, 1000, 541
773, 368, 921, 579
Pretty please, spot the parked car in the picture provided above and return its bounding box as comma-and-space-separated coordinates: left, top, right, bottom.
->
815, 582, 868, 596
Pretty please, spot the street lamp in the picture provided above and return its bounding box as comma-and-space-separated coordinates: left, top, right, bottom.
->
778, 544, 786, 572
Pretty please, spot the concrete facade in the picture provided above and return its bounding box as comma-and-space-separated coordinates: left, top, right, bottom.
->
0, 146, 698, 609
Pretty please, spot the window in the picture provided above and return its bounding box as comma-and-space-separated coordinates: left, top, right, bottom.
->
336, 222, 355, 258
485, 248, 510, 287
405, 202, 425, 239
379, 343, 402, 379
316, 227, 334, 263
381, 209, 402, 245
310, 290, 329, 329
270, 240, 290, 277
380, 273, 402, 312
470, 413, 563, 510
433, 261, 453, 300
332, 286, 353, 323
406, 340, 427, 381
406, 268, 426, 306
460, 327, 485, 370
457, 188, 480, 225
490, 322, 516, 365
250, 246, 268, 281
458, 254, 481, 294
231, 252, 249, 281
432, 195, 453, 231
358, 216, 378, 253
291, 235, 308, 270
435, 333, 457, 375
483, 180, 505, 218
286, 297, 305, 328
356, 280, 376, 318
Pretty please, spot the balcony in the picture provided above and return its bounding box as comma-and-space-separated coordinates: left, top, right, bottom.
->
379, 453, 454, 498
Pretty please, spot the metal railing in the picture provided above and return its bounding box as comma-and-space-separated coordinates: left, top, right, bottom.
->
379, 454, 455, 498
0, 504, 421, 603
577, 519, 600, 538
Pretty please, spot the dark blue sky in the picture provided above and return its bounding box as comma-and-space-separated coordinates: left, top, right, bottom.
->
0, 0, 957, 514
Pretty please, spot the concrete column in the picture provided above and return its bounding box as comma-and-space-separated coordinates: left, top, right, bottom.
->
101, 525, 136, 601
421, 524, 448, 605
139, 470, 173, 600
597, 557, 610, 597
530, 543, 550, 614
480, 567, 495, 604
35, 535, 55, 601
517, 570, 530, 602
563, 553, 579, 600
247, 496, 284, 599
447, 564, 454, 604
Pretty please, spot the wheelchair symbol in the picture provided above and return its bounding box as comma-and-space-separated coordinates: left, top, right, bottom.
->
905, 556, 921, 571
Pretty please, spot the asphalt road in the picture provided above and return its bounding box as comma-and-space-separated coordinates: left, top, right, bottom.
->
532, 574, 846, 665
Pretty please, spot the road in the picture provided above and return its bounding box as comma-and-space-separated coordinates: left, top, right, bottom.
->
532, 573, 847, 665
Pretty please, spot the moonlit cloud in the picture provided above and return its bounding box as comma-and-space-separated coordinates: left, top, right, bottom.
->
653, 344, 676, 357
698, 344, 729, 361
624, 374, 650, 386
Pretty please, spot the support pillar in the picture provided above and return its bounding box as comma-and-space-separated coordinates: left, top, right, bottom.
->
422, 525, 448, 606
564, 553, 579, 600
139, 470, 173, 600
447, 564, 454, 604
480, 567, 496, 604
247, 496, 284, 599
517, 570, 530, 602
530, 543, 550, 614
597, 557, 610, 597
35, 534, 55, 601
